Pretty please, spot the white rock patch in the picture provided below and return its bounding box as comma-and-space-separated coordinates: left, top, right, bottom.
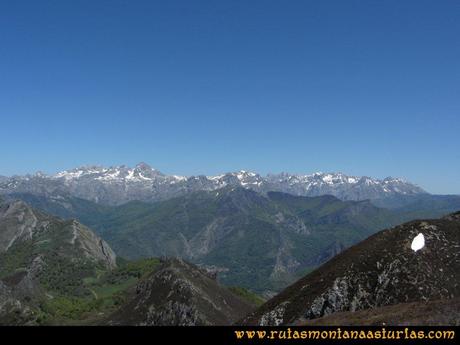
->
411, 233, 425, 252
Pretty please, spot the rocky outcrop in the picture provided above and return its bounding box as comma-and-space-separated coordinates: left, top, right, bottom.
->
0, 201, 116, 270
107, 258, 255, 325
0, 281, 35, 325
71, 220, 117, 269
299, 298, 460, 326
0, 201, 38, 252
240, 212, 460, 325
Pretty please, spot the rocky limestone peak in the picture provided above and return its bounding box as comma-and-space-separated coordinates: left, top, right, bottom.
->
0, 200, 116, 270
69, 220, 117, 269
135, 162, 153, 171
133, 162, 163, 178
0, 200, 38, 253
0, 165, 428, 206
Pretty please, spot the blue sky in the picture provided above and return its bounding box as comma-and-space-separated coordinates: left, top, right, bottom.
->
0, 0, 459, 194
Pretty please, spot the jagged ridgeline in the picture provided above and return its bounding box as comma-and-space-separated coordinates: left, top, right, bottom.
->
0, 163, 426, 206
240, 212, 460, 326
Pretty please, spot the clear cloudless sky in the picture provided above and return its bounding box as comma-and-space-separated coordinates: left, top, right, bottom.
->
0, 0, 459, 194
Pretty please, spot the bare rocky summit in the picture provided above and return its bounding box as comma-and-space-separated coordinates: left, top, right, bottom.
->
107, 258, 256, 325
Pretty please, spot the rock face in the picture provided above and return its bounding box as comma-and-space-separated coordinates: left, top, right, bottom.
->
107, 258, 255, 325
240, 211, 460, 325
0, 281, 35, 325
0, 200, 116, 270
0, 200, 116, 307
74, 222, 117, 270
0, 163, 426, 205
299, 298, 460, 326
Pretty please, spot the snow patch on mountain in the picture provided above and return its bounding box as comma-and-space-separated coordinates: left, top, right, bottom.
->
0, 163, 427, 205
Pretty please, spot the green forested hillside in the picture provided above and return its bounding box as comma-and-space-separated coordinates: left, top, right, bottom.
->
8, 189, 460, 293
24, 188, 400, 292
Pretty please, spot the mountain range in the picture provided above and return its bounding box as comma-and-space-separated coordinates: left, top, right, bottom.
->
1, 163, 459, 326
4, 188, 408, 293
4, 186, 460, 294
0, 163, 427, 205
1, 198, 458, 326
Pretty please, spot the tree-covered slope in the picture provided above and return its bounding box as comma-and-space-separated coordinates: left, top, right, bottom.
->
87, 188, 401, 292
9, 189, 459, 293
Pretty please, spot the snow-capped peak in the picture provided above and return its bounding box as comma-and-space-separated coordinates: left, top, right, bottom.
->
53, 163, 163, 183
235, 170, 257, 179
0, 165, 427, 205
134, 162, 155, 172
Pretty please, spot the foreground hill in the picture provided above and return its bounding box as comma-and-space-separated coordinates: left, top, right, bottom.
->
299, 298, 460, 326
240, 212, 460, 325
107, 258, 256, 325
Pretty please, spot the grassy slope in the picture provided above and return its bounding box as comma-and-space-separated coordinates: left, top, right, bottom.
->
36, 258, 161, 324
228, 286, 266, 307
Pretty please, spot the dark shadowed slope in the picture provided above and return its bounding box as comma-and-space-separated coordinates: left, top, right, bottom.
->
299, 298, 460, 326
240, 212, 460, 325
107, 258, 256, 325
